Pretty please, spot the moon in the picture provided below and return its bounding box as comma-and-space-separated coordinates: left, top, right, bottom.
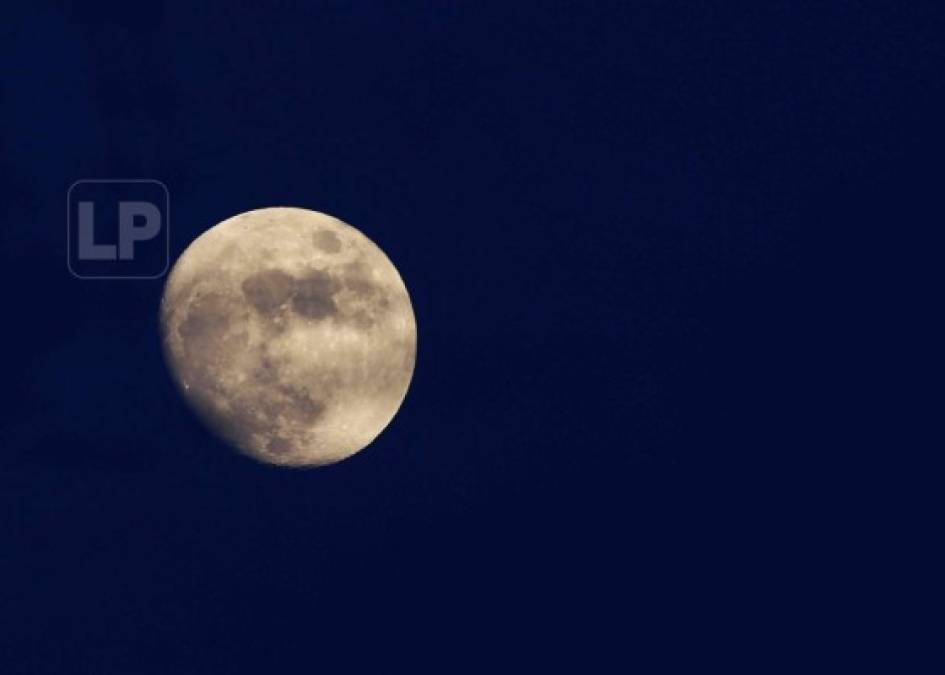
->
160, 207, 417, 467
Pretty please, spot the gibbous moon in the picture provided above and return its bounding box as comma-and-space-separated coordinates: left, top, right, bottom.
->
160, 207, 416, 467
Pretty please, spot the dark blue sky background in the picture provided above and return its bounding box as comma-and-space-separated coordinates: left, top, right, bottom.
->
0, 1, 936, 671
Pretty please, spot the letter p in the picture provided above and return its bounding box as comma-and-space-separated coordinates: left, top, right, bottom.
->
119, 201, 162, 260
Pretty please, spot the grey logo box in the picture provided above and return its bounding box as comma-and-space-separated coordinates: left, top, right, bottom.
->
67, 179, 169, 279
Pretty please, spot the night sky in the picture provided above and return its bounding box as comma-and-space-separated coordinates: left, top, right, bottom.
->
0, 2, 935, 671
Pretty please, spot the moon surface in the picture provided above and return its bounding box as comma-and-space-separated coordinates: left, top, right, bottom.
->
160, 207, 416, 467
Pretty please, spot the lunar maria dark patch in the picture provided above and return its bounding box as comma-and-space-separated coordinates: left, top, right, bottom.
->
313, 229, 342, 253
177, 292, 249, 365
291, 270, 339, 319
241, 269, 295, 315
238, 265, 390, 327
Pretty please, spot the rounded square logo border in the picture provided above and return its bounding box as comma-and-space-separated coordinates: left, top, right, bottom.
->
66, 178, 170, 280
